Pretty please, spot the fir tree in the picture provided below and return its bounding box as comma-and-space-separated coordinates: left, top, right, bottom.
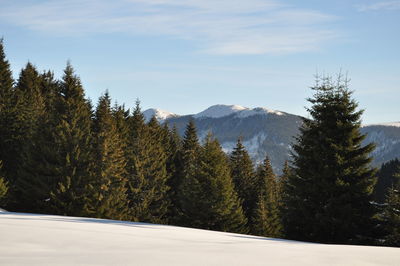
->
0, 38, 17, 207
382, 169, 400, 247
180, 133, 248, 233
47, 63, 94, 216
8, 63, 47, 211
176, 120, 201, 226
374, 159, 400, 203
88, 92, 128, 220
125, 102, 169, 224
283, 76, 377, 244
0, 161, 8, 206
39, 70, 59, 114
165, 125, 183, 224
251, 157, 283, 238
229, 138, 257, 221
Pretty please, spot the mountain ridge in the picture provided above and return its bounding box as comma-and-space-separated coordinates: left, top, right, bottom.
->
143, 104, 400, 172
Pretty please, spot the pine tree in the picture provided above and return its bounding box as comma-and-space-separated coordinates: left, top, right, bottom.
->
230, 138, 257, 221
374, 159, 400, 203
125, 102, 169, 224
176, 120, 201, 226
283, 76, 377, 244
382, 169, 400, 247
165, 125, 183, 224
8, 63, 47, 211
0, 38, 17, 207
88, 92, 128, 220
47, 63, 94, 216
277, 161, 291, 208
0, 161, 8, 206
39, 70, 59, 114
180, 133, 248, 233
251, 157, 283, 238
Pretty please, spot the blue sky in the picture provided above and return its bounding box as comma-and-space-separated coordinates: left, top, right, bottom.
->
0, 0, 399, 124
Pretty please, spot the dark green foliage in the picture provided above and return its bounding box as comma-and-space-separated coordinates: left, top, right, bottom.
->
381, 166, 400, 247
163, 125, 183, 224
251, 157, 283, 238
88, 92, 128, 220
5, 62, 47, 210
0, 161, 8, 205
39, 70, 59, 114
125, 103, 170, 224
0, 39, 17, 205
180, 133, 248, 233
47, 63, 94, 216
283, 76, 377, 244
230, 138, 257, 221
374, 159, 400, 203
176, 120, 201, 225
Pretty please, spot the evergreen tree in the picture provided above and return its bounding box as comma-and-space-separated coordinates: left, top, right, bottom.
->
374, 159, 400, 203
382, 169, 400, 247
0, 38, 17, 207
176, 120, 201, 226
88, 92, 128, 220
165, 125, 183, 224
283, 76, 377, 244
180, 133, 248, 233
47, 63, 94, 216
39, 70, 59, 114
229, 138, 257, 221
252, 157, 283, 238
8, 63, 47, 210
0, 161, 8, 206
125, 102, 169, 224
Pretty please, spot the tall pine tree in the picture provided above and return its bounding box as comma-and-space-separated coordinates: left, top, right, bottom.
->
0, 161, 8, 206
283, 76, 377, 244
251, 157, 283, 238
48, 63, 94, 216
229, 138, 257, 222
176, 120, 201, 226
88, 92, 128, 220
382, 168, 400, 247
125, 102, 169, 224
180, 133, 248, 233
0, 39, 17, 207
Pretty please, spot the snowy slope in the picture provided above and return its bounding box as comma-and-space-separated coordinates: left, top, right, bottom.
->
0, 212, 399, 266
364, 122, 400, 128
143, 108, 178, 122
193, 104, 284, 119
194, 104, 247, 118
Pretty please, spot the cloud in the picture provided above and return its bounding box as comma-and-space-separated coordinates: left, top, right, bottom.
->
357, 1, 400, 11
0, 0, 339, 55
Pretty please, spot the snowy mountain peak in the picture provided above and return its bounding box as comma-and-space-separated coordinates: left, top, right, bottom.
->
194, 104, 284, 119
194, 104, 247, 119
143, 108, 178, 122
363, 122, 400, 128
237, 107, 284, 118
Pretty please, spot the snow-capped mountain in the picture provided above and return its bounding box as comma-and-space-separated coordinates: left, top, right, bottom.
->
143, 105, 400, 173
143, 108, 179, 122
361, 123, 400, 167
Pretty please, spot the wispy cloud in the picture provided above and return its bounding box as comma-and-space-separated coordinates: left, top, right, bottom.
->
0, 0, 339, 55
357, 1, 400, 11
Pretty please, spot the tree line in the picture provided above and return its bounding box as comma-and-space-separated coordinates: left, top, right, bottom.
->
0, 39, 398, 246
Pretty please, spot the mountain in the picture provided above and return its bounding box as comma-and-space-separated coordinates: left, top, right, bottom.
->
143, 105, 400, 173
143, 108, 179, 122
361, 123, 400, 167
1, 211, 398, 265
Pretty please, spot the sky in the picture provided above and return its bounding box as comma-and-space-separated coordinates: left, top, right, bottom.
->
0, 0, 399, 124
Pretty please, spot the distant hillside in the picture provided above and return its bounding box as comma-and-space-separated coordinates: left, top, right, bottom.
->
144, 105, 400, 173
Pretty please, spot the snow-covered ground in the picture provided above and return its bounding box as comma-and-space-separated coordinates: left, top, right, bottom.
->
0, 212, 398, 266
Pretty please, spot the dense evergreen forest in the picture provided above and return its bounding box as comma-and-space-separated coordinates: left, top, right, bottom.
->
0, 39, 399, 246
